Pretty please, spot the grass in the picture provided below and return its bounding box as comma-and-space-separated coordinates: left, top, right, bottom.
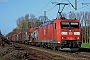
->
81, 43, 90, 48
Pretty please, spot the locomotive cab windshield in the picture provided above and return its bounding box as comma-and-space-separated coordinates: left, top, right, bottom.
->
61, 22, 79, 29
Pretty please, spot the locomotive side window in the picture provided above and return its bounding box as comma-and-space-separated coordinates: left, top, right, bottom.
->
61, 22, 79, 28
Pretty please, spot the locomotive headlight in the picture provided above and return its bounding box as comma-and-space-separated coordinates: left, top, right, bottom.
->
74, 32, 80, 35
62, 36, 66, 39
61, 32, 67, 35
77, 37, 80, 39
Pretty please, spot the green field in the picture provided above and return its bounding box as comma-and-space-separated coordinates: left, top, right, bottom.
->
81, 43, 90, 48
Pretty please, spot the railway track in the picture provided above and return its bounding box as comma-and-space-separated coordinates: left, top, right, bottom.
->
11, 42, 90, 60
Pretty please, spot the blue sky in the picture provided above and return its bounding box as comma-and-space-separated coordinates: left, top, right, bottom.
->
0, 0, 90, 35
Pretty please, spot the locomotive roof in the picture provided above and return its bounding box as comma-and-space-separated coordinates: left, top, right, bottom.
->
39, 18, 79, 27
39, 20, 54, 27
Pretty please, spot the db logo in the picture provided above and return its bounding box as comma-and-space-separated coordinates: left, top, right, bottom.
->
69, 32, 72, 35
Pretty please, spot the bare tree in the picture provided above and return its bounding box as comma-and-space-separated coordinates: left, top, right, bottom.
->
29, 14, 37, 27
88, 12, 90, 43
25, 14, 29, 21
80, 11, 90, 43
30, 14, 35, 20
38, 16, 49, 23
16, 18, 21, 29
84, 11, 90, 43
16, 16, 26, 31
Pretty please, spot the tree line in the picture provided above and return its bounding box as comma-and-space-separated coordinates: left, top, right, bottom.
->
6, 14, 49, 36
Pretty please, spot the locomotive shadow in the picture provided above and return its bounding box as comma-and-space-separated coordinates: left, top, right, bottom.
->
78, 48, 90, 52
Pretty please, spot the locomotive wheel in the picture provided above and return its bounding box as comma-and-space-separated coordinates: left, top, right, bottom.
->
53, 45, 56, 50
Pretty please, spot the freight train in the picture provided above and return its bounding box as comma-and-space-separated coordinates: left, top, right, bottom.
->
7, 17, 82, 51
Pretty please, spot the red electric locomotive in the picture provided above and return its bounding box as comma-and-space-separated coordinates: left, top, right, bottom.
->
35, 3, 82, 51
36, 18, 82, 50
